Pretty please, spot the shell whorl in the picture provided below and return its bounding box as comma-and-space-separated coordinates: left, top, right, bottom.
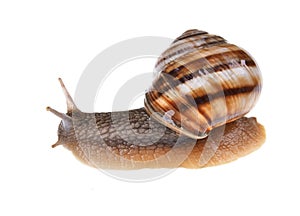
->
145, 29, 262, 139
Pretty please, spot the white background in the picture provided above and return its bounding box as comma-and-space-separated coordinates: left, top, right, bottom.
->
1, 0, 299, 215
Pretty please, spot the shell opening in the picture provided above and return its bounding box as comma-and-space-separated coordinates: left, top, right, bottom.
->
162, 110, 176, 126
144, 98, 208, 140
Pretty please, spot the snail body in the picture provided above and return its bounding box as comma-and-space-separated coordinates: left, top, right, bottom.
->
47, 30, 265, 169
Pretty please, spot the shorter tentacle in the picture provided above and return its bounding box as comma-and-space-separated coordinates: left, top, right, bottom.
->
46, 106, 73, 148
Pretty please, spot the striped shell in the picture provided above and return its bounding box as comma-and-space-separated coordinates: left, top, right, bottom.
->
144, 29, 262, 139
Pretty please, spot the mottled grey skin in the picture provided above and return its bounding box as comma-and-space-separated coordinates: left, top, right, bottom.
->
55, 107, 265, 169
58, 108, 179, 148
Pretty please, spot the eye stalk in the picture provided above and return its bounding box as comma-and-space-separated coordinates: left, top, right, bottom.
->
57, 78, 78, 113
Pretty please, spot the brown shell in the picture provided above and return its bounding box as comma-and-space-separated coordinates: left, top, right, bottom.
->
144, 29, 262, 139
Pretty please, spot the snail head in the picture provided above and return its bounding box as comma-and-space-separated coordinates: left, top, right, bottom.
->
46, 78, 78, 148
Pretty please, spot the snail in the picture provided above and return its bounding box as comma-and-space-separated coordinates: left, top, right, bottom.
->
47, 29, 265, 169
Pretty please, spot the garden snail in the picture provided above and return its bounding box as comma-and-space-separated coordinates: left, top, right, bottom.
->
47, 29, 265, 169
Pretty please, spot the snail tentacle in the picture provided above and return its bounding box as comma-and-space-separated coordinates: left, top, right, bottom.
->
58, 77, 78, 113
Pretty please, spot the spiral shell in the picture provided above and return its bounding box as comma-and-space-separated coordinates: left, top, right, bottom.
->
144, 29, 262, 139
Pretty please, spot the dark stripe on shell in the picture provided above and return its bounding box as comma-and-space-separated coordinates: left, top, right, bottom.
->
167, 49, 251, 77
174, 85, 258, 128
173, 31, 208, 43
178, 59, 256, 83
194, 86, 256, 105
155, 61, 256, 95
156, 36, 226, 70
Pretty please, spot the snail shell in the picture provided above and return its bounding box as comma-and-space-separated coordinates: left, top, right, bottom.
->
145, 29, 262, 139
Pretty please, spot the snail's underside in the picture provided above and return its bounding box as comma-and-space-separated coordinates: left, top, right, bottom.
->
53, 107, 265, 170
